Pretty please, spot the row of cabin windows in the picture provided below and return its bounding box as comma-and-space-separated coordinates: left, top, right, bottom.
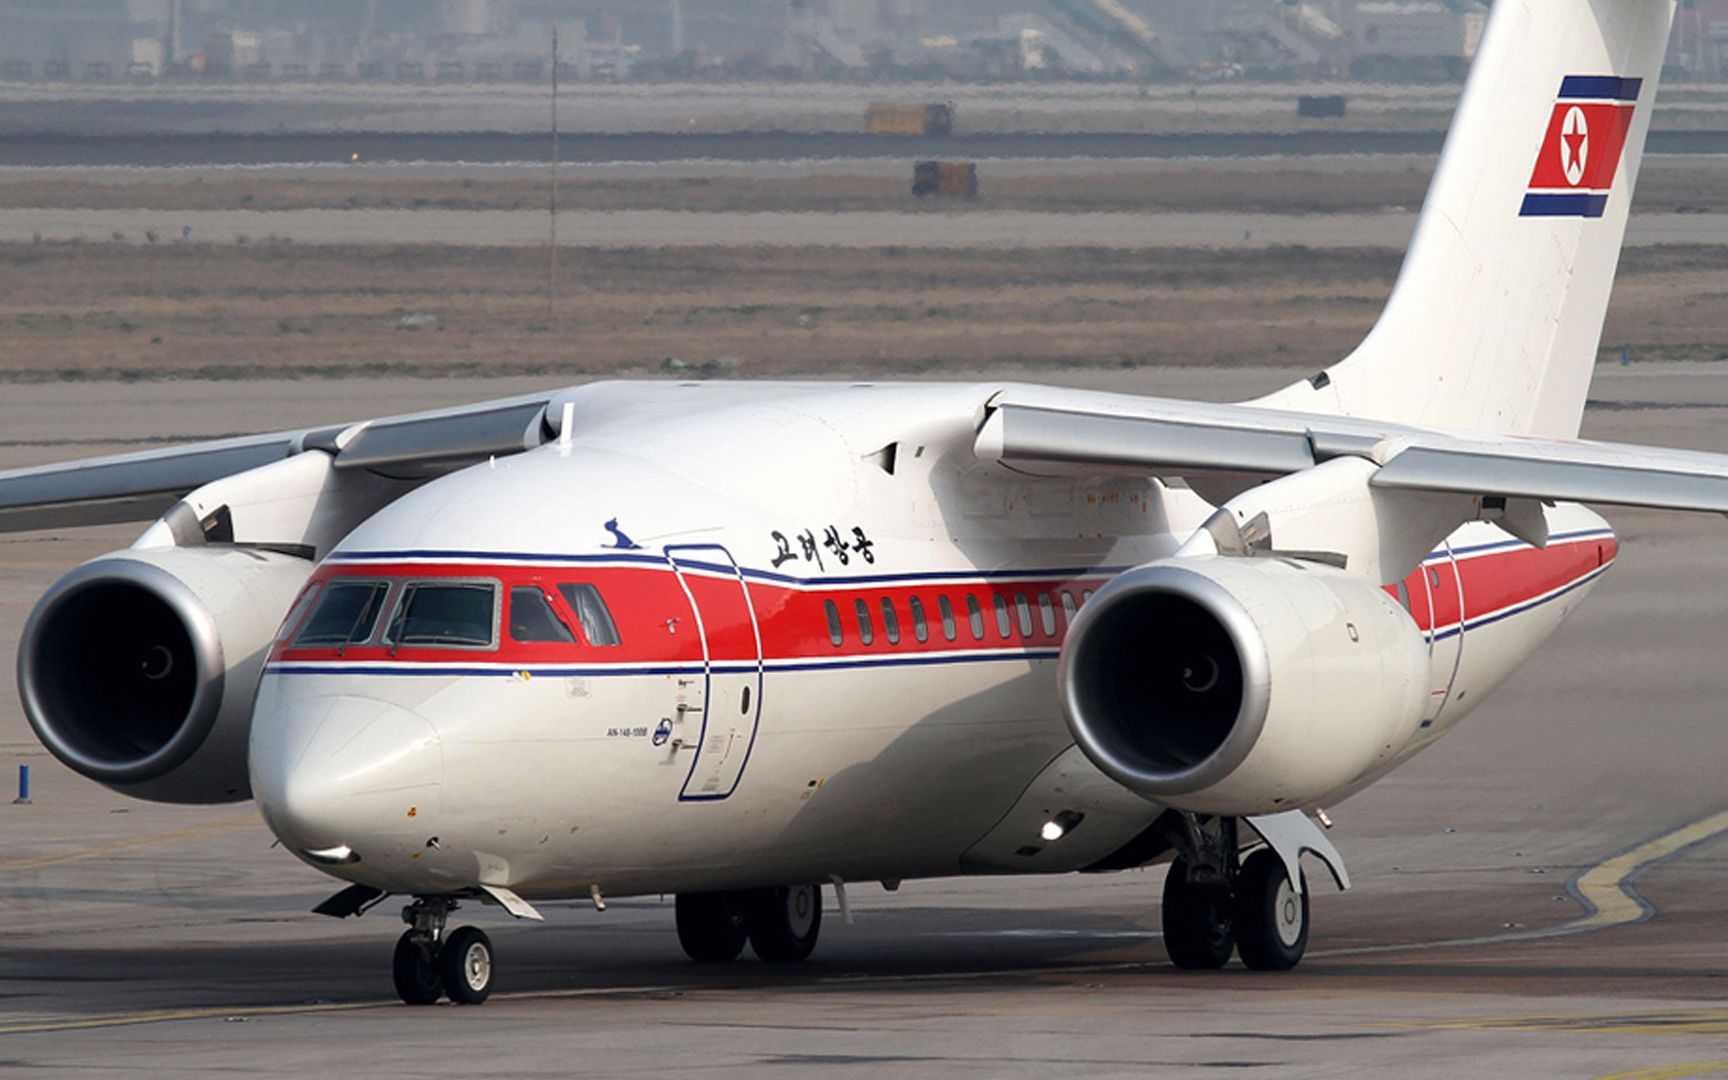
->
821, 589, 1091, 649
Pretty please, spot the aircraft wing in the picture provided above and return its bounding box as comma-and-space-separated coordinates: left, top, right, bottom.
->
0, 391, 559, 533
976, 385, 1728, 515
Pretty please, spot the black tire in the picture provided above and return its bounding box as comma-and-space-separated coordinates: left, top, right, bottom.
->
676, 892, 749, 963
1160, 858, 1235, 970
392, 930, 443, 1006
440, 925, 494, 1004
1233, 849, 1309, 971
747, 884, 822, 964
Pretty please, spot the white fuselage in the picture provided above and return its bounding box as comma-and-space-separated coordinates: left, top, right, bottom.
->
248, 383, 1614, 900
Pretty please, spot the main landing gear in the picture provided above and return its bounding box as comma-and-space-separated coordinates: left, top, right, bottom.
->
675, 884, 823, 965
393, 896, 495, 1005
1159, 814, 1326, 972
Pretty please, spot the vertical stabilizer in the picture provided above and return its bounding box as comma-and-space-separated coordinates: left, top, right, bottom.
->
1253, 0, 1677, 438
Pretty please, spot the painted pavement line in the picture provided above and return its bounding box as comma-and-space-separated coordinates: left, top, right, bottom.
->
1592, 1063, 1728, 1080
1323, 804, 1728, 959
5, 805, 1726, 1037
0, 812, 262, 870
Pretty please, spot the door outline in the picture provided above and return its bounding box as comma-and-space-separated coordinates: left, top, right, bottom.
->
1420, 542, 1466, 727
665, 544, 764, 802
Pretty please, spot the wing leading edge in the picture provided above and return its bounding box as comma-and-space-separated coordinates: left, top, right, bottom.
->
0, 390, 562, 534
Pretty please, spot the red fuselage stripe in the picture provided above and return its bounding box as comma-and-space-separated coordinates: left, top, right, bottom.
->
271, 536, 1615, 670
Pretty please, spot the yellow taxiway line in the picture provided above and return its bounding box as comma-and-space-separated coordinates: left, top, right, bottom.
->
1571, 807, 1728, 931
1383, 805, 1728, 1050
0, 1001, 384, 1037
0, 812, 262, 871
1593, 1064, 1728, 1080
4, 806, 1726, 1037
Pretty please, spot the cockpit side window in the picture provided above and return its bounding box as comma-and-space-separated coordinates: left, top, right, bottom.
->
557, 583, 621, 646
385, 581, 498, 649
509, 586, 576, 644
295, 579, 391, 647
277, 582, 323, 643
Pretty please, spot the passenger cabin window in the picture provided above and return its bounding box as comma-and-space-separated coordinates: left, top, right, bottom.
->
855, 598, 875, 645
994, 595, 1012, 639
295, 580, 391, 647
1394, 581, 1411, 612
938, 595, 958, 642
1015, 593, 1034, 637
1039, 593, 1057, 636
509, 586, 575, 644
881, 597, 901, 645
1060, 591, 1079, 626
909, 596, 929, 643
967, 595, 986, 640
825, 600, 844, 647
385, 582, 497, 648
557, 583, 621, 646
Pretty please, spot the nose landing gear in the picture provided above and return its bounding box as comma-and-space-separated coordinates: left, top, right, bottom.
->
392, 896, 495, 1005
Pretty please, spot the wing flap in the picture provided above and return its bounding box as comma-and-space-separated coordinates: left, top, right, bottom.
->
976, 402, 1315, 477
332, 399, 550, 476
1371, 445, 1728, 513
975, 388, 1728, 515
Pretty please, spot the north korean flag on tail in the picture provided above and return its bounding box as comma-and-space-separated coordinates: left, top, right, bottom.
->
1520, 75, 1641, 218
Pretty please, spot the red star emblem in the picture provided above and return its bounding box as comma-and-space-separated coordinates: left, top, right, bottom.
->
1563, 130, 1588, 178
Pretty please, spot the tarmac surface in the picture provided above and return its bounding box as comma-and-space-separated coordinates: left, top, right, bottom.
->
18, 205, 1728, 250
0, 130, 1461, 168
9, 129, 1728, 167
1, 367, 1727, 1077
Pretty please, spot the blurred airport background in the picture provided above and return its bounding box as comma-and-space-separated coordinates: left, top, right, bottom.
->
0, 0, 1545, 87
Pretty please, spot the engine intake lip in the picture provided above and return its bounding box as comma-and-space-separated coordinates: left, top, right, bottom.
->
1058, 562, 1272, 797
17, 558, 226, 784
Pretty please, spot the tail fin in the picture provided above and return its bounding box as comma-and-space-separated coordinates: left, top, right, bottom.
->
1254, 0, 1677, 439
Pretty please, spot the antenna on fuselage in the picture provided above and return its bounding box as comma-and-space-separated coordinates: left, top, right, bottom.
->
558, 401, 575, 451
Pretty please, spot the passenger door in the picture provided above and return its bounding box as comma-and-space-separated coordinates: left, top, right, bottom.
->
1419, 543, 1465, 727
665, 545, 764, 801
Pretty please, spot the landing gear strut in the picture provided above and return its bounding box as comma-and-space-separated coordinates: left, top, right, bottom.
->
392, 896, 495, 1005
1157, 813, 1314, 972
674, 884, 823, 965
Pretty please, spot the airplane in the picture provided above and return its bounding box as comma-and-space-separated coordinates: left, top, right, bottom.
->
2, 0, 1718, 1006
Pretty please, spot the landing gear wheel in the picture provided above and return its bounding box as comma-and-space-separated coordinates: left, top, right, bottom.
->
440, 926, 494, 1004
1161, 858, 1235, 970
676, 892, 750, 963
392, 930, 442, 1005
1233, 849, 1309, 971
747, 884, 822, 964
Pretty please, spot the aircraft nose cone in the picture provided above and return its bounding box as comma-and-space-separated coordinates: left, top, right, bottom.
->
251, 695, 443, 863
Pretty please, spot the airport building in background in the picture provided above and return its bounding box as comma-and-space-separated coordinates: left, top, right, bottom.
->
3, 0, 1713, 85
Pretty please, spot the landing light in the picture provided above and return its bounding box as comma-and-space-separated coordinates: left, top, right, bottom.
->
1040, 810, 1086, 843
303, 844, 360, 865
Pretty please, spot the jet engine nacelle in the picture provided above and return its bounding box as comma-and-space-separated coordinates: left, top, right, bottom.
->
18, 547, 312, 804
1060, 556, 1429, 816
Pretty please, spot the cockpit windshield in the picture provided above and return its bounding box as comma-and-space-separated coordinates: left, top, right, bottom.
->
294, 580, 391, 647
384, 582, 498, 648
286, 572, 621, 653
